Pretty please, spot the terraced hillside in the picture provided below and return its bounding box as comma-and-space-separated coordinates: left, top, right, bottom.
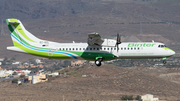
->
1, 65, 180, 100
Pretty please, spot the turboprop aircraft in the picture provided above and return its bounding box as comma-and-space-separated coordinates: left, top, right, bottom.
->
6, 18, 175, 66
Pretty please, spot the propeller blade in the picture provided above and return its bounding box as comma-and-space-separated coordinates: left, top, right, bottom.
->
116, 33, 121, 52
117, 33, 121, 44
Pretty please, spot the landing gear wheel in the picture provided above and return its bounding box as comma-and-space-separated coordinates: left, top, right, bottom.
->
95, 58, 102, 67
163, 60, 166, 64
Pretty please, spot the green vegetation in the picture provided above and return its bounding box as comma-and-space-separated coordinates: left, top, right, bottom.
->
121, 95, 140, 100
66, 71, 82, 77
121, 95, 133, 100
63, 60, 71, 66
135, 95, 141, 100
59, 69, 69, 74
20, 75, 25, 78
12, 79, 18, 83
12, 72, 17, 75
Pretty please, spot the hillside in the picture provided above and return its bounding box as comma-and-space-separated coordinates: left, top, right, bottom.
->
0, 0, 180, 59
0, 0, 103, 20
1, 65, 180, 100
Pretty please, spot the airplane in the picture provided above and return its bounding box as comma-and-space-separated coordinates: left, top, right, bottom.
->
6, 18, 175, 66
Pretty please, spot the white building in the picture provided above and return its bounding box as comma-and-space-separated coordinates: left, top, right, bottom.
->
0, 70, 14, 77
141, 94, 159, 101
12, 61, 20, 65
48, 72, 59, 76
0, 58, 4, 62
15, 70, 31, 76
0, 70, 5, 77
35, 59, 42, 64
22, 70, 31, 76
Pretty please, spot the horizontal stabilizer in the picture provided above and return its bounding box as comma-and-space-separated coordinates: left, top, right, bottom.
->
7, 46, 26, 53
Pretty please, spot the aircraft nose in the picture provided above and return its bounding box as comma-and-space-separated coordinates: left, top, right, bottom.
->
171, 50, 175, 56
165, 47, 175, 56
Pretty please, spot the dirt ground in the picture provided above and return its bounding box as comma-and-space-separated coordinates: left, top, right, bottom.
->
0, 65, 180, 101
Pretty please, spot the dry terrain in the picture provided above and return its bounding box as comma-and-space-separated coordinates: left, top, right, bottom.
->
1, 65, 180, 101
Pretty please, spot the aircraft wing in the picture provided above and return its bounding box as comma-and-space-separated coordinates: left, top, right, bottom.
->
87, 32, 104, 46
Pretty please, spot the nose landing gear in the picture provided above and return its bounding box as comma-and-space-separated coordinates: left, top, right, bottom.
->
162, 57, 167, 64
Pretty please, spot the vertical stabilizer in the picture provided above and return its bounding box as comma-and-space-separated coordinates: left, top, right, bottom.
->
6, 18, 41, 46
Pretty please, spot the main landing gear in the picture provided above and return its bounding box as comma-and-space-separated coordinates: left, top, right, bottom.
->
163, 60, 166, 64
95, 58, 103, 66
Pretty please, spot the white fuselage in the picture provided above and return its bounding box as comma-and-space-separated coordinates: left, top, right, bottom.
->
40, 40, 175, 60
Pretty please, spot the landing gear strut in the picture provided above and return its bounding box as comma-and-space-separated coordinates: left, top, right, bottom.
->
95, 58, 103, 66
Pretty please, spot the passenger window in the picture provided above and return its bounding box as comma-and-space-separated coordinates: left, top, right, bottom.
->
114, 48, 116, 50
79, 48, 81, 50
104, 48, 106, 50
121, 48, 123, 50
83, 48, 85, 50
97, 48, 99, 50
134, 48, 136, 50
63, 48, 64, 50
93, 48, 95, 50
138, 47, 140, 50
69, 48, 71, 50
124, 48, 126, 50
76, 48, 78, 50
66, 48, 68, 50
131, 48, 133, 50
107, 48, 109, 50
111, 48, 113, 50
90, 48, 92, 50
128, 48, 129, 50
59, 48, 61, 50
73, 48, 74, 50
86, 48, 88, 50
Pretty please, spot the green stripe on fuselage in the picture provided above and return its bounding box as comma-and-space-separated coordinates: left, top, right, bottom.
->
162, 47, 175, 52
13, 41, 71, 59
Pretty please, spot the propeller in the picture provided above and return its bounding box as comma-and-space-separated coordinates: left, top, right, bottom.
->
115, 33, 121, 52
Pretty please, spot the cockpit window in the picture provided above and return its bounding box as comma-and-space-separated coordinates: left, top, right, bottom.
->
158, 45, 167, 48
